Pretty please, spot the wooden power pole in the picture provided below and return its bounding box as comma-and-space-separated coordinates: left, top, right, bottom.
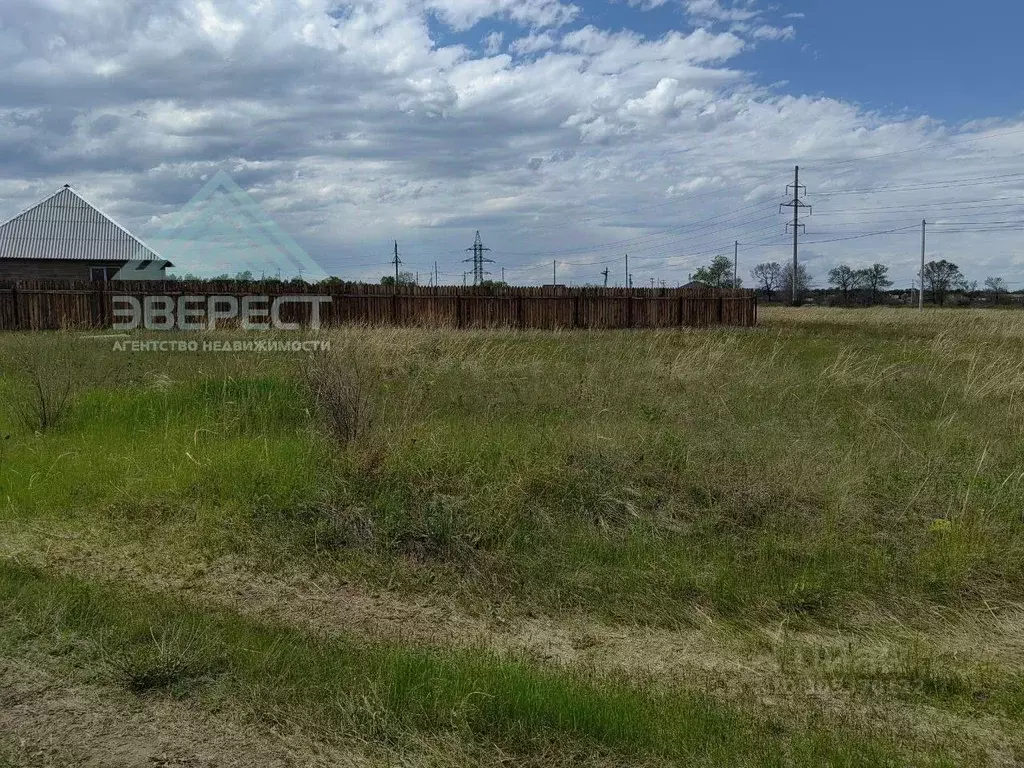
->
920, 219, 926, 310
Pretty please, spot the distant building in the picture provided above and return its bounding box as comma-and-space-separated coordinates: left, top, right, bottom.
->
682, 280, 711, 289
0, 184, 170, 281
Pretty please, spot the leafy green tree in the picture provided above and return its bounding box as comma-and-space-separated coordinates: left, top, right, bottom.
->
693, 255, 741, 288
381, 271, 417, 287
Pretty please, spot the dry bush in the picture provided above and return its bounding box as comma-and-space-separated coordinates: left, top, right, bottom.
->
2, 333, 89, 432
300, 342, 378, 445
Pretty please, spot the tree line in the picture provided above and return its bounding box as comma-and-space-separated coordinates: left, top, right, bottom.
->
690, 254, 1015, 307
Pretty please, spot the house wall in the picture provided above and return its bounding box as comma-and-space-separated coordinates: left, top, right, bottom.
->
0, 259, 131, 281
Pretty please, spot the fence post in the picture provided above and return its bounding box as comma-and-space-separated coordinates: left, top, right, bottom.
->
93, 284, 104, 328
10, 284, 19, 331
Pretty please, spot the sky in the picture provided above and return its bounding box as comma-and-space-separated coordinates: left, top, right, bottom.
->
0, 0, 1022, 287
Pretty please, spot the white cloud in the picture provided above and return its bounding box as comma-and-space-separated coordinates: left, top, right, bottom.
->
682, 0, 759, 23
510, 30, 558, 55
751, 24, 795, 41
426, 0, 579, 30
0, 0, 1021, 287
482, 30, 504, 55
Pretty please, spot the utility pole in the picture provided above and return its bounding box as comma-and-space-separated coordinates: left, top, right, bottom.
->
434, 261, 439, 286
463, 231, 493, 285
392, 240, 402, 286
552, 260, 557, 285
780, 166, 811, 305
734, 240, 738, 288
628, 273, 633, 289
601, 267, 609, 287
920, 219, 926, 310
501, 267, 505, 283
624, 254, 629, 288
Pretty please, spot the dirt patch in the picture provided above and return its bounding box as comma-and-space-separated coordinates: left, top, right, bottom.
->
0, 655, 364, 768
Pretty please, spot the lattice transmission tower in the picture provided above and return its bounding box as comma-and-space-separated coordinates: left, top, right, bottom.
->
463, 231, 494, 285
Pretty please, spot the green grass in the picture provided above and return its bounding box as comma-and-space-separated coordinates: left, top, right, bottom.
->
2, 315, 1024, 622
0, 560, 938, 767
2, 312, 1024, 763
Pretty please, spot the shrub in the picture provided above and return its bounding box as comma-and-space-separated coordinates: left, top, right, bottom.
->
1, 333, 91, 432
300, 342, 377, 445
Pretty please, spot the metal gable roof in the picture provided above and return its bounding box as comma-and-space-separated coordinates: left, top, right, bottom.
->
0, 185, 162, 262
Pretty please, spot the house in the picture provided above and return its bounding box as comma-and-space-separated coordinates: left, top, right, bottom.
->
681, 280, 711, 289
0, 184, 170, 281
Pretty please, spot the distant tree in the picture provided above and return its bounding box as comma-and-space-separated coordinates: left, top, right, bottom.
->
858, 263, 892, 305
479, 279, 509, 288
234, 270, 254, 281
985, 276, 1009, 304
922, 260, 966, 306
693, 255, 741, 288
827, 264, 863, 305
779, 263, 812, 304
750, 262, 782, 302
381, 271, 417, 287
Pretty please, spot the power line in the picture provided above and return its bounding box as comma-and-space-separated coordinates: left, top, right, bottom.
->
818, 171, 1024, 197
493, 200, 778, 259
807, 125, 1024, 169
814, 196, 1024, 217
801, 225, 920, 244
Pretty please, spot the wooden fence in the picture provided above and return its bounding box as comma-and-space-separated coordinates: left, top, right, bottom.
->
0, 280, 757, 331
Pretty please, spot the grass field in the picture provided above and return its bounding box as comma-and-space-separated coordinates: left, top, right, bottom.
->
2, 307, 1023, 766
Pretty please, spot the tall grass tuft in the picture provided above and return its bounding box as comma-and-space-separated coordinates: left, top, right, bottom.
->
301, 341, 378, 446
